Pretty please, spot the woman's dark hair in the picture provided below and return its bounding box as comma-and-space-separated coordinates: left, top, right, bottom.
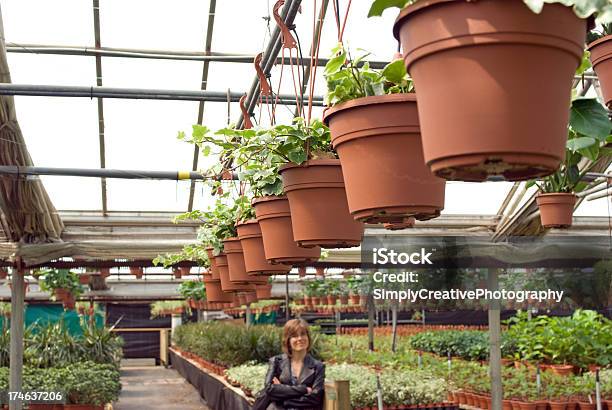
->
282, 318, 311, 356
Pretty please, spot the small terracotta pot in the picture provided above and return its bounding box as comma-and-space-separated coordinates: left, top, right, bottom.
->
503, 401, 514, 410
549, 402, 568, 410
393, 0, 586, 181
312, 296, 321, 306
253, 195, 321, 263
520, 402, 538, 410
327, 295, 337, 305
237, 219, 292, 275
588, 35, 612, 108
216, 253, 254, 292
206, 247, 221, 280
534, 400, 548, 410
339, 295, 349, 305
349, 294, 360, 305
536, 193, 576, 228
244, 292, 258, 304
279, 160, 364, 248
204, 278, 233, 303
548, 364, 575, 377
324, 93, 445, 223
129, 267, 143, 279
578, 403, 595, 410
223, 238, 267, 285
255, 283, 272, 299
78, 274, 91, 285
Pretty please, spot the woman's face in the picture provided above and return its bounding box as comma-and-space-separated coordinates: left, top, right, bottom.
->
289, 330, 309, 354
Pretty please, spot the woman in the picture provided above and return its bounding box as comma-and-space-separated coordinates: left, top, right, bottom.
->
258, 319, 325, 410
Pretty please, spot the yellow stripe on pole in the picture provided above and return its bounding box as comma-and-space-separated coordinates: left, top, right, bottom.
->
177, 171, 191, 180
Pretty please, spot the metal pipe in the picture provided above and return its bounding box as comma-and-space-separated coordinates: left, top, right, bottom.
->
6, 43, 390, 68
586, 189, 612, 201
0, 84, 324, 105
188, 0, 217, 212
0, 165, 215, 180
488, 268, 503, 410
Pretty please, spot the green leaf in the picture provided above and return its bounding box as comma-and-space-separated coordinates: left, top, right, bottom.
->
570, 98, 612, 140
368, 0, 410, 17
566, 136, 596, 152
287, 150, 307, 164
381, 59, 407, 84
202, 145, 211, 156
324, 52, 347, 75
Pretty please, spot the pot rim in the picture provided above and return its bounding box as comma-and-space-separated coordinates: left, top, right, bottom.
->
236, 219, 258, 227
252, 195, 287, 205
393, 0, 593, 40
536, 192, 576, 198
587, 33, 612, 50
279, 158, 341, 173
323, 93, 416, 125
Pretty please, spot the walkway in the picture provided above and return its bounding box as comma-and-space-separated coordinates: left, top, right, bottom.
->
115, 366, 210, 410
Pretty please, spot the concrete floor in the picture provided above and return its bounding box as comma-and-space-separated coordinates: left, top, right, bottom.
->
115, 366, 210, 410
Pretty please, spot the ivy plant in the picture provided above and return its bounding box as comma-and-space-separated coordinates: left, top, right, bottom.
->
173, 195, 253, 254
529, 97, 612, 193
178, 280, 207, 301
368, 0, 612, 24
180, 118, 332, 197
325, 44, 413, 106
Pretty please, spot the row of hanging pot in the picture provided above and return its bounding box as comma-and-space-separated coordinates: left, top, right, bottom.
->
185, 1, 612, 272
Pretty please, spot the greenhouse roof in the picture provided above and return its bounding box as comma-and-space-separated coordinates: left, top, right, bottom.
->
0, 0, 610, 262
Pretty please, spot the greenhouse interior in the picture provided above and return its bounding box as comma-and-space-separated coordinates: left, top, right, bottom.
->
0, 0, 611, 409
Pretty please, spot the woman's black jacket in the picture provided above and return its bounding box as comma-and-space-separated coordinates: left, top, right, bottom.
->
263, 353, 325, 409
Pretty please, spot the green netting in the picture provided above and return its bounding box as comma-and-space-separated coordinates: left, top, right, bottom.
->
249, 311, 277, 325
1, 304, 104, 335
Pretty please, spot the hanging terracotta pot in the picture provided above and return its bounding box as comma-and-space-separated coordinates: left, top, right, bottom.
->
588, 35, 612, 108
236, 219, 292, 275
298, 267, 307, 277
206, 247, 221, 280
216, 253, 255, 292
179, 267, 191, 277
78, 274, 91, 285
223, 238, 268, 285
129, 267, 143, 279
245, 292, 258, 304
204, 278, 233, 303
255, 283, 272, 299
279, 159, 364, 248
393, 0, 586, 181
536, 193, 576, 228
324, 93, 445, 223
383, 217, 416, 231
253, 195, 321, 263
237, 293, 247, 306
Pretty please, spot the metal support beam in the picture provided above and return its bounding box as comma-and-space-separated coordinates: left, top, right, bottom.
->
92, 0, 107, 215
0, 165, 216, 180
9, 265, 25, 410
0, 83, 324, 104
488, 269, 503, 410
187, 0, 217, 212
5, 43, 389, 68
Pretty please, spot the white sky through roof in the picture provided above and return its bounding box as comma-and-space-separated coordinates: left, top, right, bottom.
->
1, 0, 610, 217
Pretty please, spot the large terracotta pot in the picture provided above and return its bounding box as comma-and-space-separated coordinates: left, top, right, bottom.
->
324, 93, 445, 223
393, 0, 586, 181
236, 219, 292, 275
253, 195, 321, 263
216, 253, 254, 292
588, 35, 612, 108
536, 193, 576, 228
206, 247, 220, 280
548, 364, 575, 376
223, 238, 267, 285
204, 278, 233, 303
279, 160, 364, 248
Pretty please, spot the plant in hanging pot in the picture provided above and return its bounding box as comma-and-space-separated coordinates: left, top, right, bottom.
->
371, 0, 607, 182
38, 269, 84, 310
323, 44, 445, 224
182, 124, 322, 264
529, 97, 612, 228
588, 23, 612, 108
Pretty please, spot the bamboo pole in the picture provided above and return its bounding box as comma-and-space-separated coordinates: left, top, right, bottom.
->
8, 265, 24, 410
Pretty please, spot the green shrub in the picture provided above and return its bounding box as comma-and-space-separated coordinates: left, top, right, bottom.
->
173, 321, 322, 367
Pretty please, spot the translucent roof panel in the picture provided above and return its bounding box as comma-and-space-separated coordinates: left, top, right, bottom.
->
442, 182, 513, 215
2, 0, 94, 45
100, 0, 209, 51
